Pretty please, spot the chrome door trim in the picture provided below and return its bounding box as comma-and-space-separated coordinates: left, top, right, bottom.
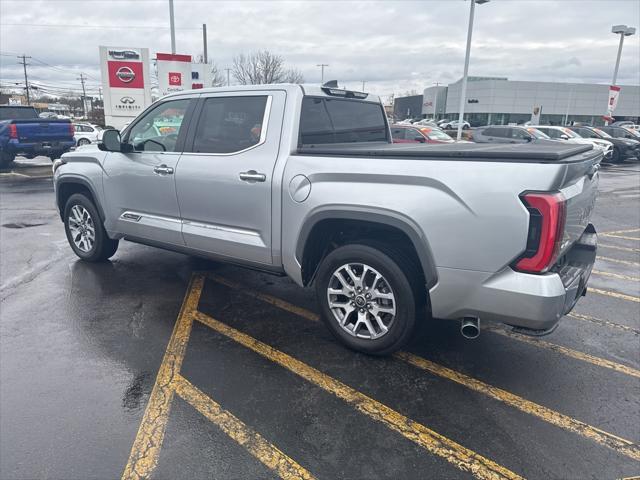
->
180, 95, 273, 157
120, 211, 182, 224
181, 219, 261, 237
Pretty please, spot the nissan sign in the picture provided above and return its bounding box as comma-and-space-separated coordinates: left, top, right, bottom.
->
116, 66, 135, 83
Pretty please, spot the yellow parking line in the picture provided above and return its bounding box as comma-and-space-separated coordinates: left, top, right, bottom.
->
601, 233, 640, 241
173, 374, 316, 480
395, 351, 640, 462
589, 287, 640, 303
194, 311, 523, 480
207, 273, 640, 378
597, 256, 640, 267
206, 274, 640, 459
568, 312, 640, 335
592, 269, 640, 282
603, 228, 640, 235
484, 325, 640, 379
599, 243, 640, 253
122, 274, 205, 480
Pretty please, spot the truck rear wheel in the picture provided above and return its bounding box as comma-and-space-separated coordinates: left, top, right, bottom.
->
315, 243, 420, 355
63, 193, 119, 262
0, 151, 15, 168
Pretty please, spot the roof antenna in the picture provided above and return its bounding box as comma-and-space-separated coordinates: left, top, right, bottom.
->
322, 80, 339, 88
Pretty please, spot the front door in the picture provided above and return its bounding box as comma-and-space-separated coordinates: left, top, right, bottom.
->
102, 97, 194, 246
175, 91, 285, 265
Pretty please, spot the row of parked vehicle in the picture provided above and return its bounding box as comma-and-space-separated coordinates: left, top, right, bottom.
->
390, 119, 640, 163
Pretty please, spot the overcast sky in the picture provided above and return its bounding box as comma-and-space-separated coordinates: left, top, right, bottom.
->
1, 0, 639, 101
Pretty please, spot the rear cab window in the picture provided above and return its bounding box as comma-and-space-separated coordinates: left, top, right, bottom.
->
299, 96, 388, 146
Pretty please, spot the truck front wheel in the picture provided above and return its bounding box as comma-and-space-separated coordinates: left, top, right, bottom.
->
63, 193, 119, 262
315, 243, 420, 355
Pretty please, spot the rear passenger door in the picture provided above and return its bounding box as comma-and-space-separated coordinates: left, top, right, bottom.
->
175, 91, 285, 265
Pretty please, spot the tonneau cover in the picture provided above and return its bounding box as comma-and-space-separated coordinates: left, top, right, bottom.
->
297, 140, 598, 162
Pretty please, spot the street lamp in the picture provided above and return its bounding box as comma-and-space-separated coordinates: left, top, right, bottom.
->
456, 0, 489, 141
610, 24, 635, 85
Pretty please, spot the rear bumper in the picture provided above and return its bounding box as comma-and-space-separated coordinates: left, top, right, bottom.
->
5, 139, 75, 156
429, 224, 597, 334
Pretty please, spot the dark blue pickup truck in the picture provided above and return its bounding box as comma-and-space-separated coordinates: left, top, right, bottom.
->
0, 106, 76, 167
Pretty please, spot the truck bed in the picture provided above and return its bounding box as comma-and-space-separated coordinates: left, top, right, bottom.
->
297, 141, 598, 163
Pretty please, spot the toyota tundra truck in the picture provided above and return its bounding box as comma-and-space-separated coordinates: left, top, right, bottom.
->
53, 84, 600, 355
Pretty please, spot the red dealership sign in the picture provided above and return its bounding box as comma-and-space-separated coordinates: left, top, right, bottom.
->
107, 61, 144, 89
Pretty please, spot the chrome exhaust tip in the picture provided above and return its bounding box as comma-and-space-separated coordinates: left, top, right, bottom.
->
461, 317, 480, 339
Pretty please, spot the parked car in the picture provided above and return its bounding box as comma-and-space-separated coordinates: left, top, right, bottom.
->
533, 126, 613, 160
412, 119, 439, 127
568, 126, 639, 163
0, 105, 75, 166
472, 125, 550, 144
73, 123, 103, 146
54, 84, 599, 355
391, 125, 454, 144
440, 119, 470, 130
598, 125, 640, 141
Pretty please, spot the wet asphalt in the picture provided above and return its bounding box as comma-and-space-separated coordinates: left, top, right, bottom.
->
0, 157, 639, 480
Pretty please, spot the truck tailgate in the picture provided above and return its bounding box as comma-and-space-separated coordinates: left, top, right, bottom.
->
14, 120, 73, 143
558, 160, 599, 255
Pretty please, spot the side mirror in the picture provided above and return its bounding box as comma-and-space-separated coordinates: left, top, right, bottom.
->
99, 129, 122, 152
560, 134, 570, 140
415, 136, 426, 143
525, 135, 534, 142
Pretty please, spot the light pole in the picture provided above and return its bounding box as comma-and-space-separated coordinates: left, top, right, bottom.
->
456, 0, 489, 141
611, 24, 635, 86
606, 25, 635, 124
317, 64, 329, 84
168, 0, 176, 54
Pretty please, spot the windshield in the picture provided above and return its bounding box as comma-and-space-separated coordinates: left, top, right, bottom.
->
560, 127, 580, 139
0, 107, 38, 121
593, 128, 612, 138
526, 127, 550, 139
623, 127, 640, 138
421, 127, 453, 141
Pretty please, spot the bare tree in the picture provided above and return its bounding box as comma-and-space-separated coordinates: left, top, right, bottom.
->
209, 62, 226, 87
232, 50, 304, 85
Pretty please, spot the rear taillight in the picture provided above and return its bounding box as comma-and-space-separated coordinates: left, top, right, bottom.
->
514, 192, 566, 273
68, 123, 75, 136
8, 124, 17, 139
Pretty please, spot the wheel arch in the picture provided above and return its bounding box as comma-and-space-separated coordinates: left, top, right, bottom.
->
56, 177, 105, 222
296, 208, 438, 289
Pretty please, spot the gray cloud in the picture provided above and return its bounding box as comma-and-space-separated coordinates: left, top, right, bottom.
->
1, 0, 639, 101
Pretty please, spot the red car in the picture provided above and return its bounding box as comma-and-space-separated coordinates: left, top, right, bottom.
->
390, 125, 454, 144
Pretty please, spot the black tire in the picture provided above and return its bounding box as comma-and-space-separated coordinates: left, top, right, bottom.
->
463, 124, 470, 130
611, 147, 622, 164
315, 243, 421, 356
77, 138, 90, 146
63, 193, 118, 262
0, 151, 15, 168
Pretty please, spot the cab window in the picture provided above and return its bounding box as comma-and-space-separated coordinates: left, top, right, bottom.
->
191, 96, 268, 154
127, 99, 190, 152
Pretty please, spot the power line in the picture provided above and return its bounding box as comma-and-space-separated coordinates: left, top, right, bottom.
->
0, 23, 200, 30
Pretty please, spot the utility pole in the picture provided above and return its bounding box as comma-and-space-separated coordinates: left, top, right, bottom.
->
168, 0, 176, 54
78, 73, 88, 118
361, 80, 366, 91
17, 54, 31, 105
316, 64, 328, 84
202, 24, 208, 64
225, 68, 231, 86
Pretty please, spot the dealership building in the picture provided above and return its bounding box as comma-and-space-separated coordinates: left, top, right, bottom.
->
395, 76, 640, 126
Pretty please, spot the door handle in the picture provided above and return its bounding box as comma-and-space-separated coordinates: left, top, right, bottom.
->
153, 164, 174, 175
239, 170, 266, 183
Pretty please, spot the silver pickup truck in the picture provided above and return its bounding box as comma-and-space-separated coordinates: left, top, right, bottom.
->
53, 84, 599, 355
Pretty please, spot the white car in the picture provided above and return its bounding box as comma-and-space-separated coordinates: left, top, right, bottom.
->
441, 120, 470, 130
533, 126, 613, 160
73, 123, 102, 146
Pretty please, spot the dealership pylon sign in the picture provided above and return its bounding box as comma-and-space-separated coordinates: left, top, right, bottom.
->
156, 53, 192, 97
99, 46, 152, 129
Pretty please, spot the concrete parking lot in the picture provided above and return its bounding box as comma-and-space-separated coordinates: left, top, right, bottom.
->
1, 157, 638, 480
